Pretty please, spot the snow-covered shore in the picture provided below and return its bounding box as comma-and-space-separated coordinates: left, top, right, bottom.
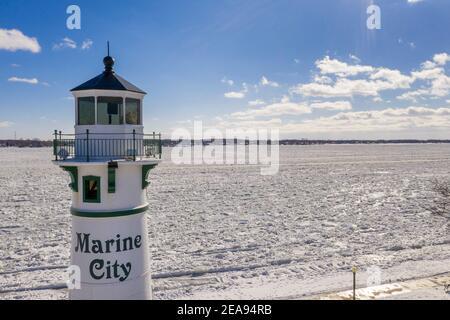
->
1, 145, 449, 299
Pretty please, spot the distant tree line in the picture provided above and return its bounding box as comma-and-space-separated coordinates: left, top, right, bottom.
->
277, 139, 450, 145
2, 138, 450, 148
0, 140, 53, 148
161, 139, 450, 147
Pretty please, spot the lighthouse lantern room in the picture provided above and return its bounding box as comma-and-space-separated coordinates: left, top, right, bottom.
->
53, 50, 161, 300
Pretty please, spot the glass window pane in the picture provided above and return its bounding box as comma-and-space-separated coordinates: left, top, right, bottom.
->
86, 180, 97, 199
78, 97, 95, 125
83, 176, 101, 203
97, 97, 123, 125
126, 98, 141, 125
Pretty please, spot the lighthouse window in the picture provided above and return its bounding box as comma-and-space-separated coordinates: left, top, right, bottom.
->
125, 98, 141, 125
77, 97, 95, 125
83, 176, 101, 203
97, 97, 123, 125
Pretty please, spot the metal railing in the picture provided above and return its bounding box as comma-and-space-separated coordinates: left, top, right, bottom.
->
53, 129, 162, 162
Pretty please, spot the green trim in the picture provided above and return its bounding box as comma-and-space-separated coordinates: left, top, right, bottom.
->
83, 175, 101, 203
61, 166, 78, 192
142, 164, 156, 189
71, 204, 149, 218
108, 167, 116, 193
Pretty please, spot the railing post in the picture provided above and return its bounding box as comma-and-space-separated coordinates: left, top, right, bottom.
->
152, 131, 156, 158
54, 130, 58, 160
159, 133, 162, 159
133, 129, 136, 161
86, 129, 90, 162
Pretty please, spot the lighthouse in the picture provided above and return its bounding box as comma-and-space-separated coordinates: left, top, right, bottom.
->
53, 51, 161, 300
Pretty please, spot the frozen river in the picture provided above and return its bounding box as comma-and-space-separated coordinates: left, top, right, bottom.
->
0, 145, 449, 299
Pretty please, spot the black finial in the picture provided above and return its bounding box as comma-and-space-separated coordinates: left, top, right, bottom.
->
103, 41, 114, 73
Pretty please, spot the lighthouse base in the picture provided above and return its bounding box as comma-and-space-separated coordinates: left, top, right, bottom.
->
69, 272, 151, 300
69, 211, 152, 300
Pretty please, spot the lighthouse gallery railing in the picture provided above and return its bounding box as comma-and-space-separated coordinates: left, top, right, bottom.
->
53, 130, 162, 161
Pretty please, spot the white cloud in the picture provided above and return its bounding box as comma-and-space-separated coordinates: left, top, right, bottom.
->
231, 96, 311, 120
313, 75, 333, 84
397, 89, 428, 102
0, 121, 13, 128
397, 54, 450, 101
224, 82, 248, 99
370, 68, 413, 88
294, 59, 300, 64
281, 106, 450, 134
81, 39, 93, 50
53, 37, 94, 51
411, 67, 444, 80
11, 63, 20, 67
293, 74, 412, 98
315, 56, 373, 77
224, 91, 245, 99
399, 69, 450, 101
248, 99, 266, 106
428, 74, 450, 97
218, 53, 450, 138
293, 79, 374, 97
8, 76, 39, 84
215, 105, 450, 138
310, 101, 352, 111
421, 60, 436, 70
397, 37, 416, 49
349, 54, 361, 63
221, 77, 234, 86
407, 0, 424, 3
433, 53, 450, 66
292, 56, 420, 98
0, 28, 41, 53
260, 76, 279, 87
53, 37, 77, 50
214, 51, 450, 139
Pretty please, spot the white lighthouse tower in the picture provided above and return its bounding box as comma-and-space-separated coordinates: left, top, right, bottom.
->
53, 50, 161, 300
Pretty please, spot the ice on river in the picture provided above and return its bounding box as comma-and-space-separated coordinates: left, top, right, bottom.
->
0, 145, 449, 299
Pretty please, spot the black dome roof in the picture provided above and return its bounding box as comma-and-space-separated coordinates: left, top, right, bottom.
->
71, 56, 146, 94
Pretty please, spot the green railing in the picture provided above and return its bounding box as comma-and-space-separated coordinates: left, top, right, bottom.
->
53, 129, 162, 162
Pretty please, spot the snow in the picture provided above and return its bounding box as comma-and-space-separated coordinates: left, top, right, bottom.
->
0, 144, 449, 299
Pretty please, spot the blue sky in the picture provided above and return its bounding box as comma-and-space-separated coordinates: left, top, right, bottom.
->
1, 0, 450, 139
